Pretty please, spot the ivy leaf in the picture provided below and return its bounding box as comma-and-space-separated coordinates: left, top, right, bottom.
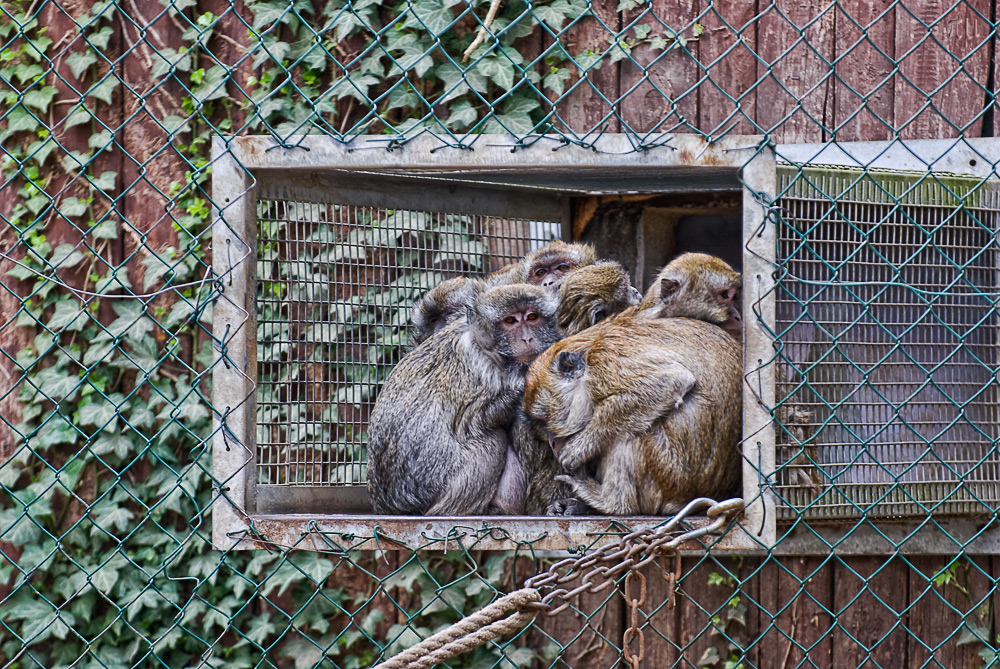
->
119, 336, 159, 372
386, 84, 421, 111
574, 49, 604, 71
608, 41, 631, 64
31, 366, 80, 402
161, 0, 197, 11
60, 197, 88, 218
191, 65, 228, 102
329, 71, 380, 104
92, 503, 133, 535
253, 37, 290, 70
634, 23, 651, 39
88, 26, 114, 50
24, 36, 53, 62
89, 555, 125, 590
92, 431, 134, 459
62, 150, 93, 172
649, 34, 669, 51
90, 170, 117, 192
617, 0, 643, 11
151, 47, 193, 79
533, 0, 576, 29
47, 299, 87, 332
445, 101, 478, 129
90, 218, 118, 239
385, 31, 434, 77
89, 129, 113, 150
12, 63, 44, 84
88, 77, 119, 105
252, 1, 291, 29
475, 57, 514, 90
140, 252, 176, 290
83, 337, 117, 366
436, 62, 487, 103
5, 106, 40, 134
78, 398, 118, 429
27, 137, 57, 166
50, 243, 85, 268
543, 67, 572, 96
404, 0, 454, 36
66, 50, 98, 79
64, 105, 94, 129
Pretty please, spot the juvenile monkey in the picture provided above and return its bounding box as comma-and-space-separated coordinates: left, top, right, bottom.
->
409, 277, 483, 347
368, 284, 561, 515
640, 253, 742, 337
524, 316, 741, 515
557, 261, 642, 336
485, 241, 597, 291
524, 240, 597, 291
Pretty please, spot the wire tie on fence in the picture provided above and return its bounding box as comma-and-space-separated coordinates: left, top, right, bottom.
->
371, 588, 542, 669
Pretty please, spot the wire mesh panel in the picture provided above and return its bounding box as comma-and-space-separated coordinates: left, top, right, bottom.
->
774, 165, 1000, 519
253, 179, 562, 500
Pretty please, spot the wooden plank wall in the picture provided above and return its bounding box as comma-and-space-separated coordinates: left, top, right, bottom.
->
531, 1, 1000, 666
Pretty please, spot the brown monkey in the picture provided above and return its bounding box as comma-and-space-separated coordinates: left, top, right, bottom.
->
507, 260, 639, 514
524, 316, 741, 515
368, 284, 562, 515
557, 261, 642, 336
409, 276, 483, 347
484, 241, 596, 290
640, 253, 742, 337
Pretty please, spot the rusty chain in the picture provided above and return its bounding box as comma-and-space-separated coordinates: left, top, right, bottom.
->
524, 497, 745, 616
523, 497, 744, 668
623, 570, 647, 669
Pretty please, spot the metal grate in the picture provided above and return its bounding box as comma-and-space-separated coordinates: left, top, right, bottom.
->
255, 188, 560, 488
774, 166, 1000, 519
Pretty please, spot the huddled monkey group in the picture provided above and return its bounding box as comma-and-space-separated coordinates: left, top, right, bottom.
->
367, 241, 743, 517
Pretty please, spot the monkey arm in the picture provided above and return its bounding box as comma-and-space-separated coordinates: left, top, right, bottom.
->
558, 363, 696, 472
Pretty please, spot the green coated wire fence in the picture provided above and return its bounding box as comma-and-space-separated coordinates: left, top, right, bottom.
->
3, 0, 1000, 666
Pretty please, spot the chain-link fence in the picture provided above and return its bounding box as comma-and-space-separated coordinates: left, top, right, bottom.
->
3, 0, 1000, 666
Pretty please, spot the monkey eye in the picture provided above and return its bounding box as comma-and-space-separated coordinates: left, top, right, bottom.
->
525, 312, 539, 322
428, 316, 439, 324
556, 263, 571, 272
504, 315, 517, 325
534, 267, 548, 277
717, 288, 737, 302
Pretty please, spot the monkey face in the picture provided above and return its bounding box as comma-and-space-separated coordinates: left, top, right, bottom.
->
529, 256, 576, 290
715, 285, 743, 337
501, 307, 551, 362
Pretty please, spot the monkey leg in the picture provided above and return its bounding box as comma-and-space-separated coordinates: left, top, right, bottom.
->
555, 440, 640, 515
558, 364, 696, 472
425, 436, 509, 516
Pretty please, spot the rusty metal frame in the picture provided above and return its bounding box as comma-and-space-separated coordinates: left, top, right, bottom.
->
211, 133, 776, 552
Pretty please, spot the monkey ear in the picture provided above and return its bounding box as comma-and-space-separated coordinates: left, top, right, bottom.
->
660, 278, 681, 300
465, 305, 494, 345
557, 351, 585, 378
589, 306, 607, 326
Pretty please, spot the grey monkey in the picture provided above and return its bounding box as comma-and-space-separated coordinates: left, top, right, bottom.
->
368, 284, 561, 515
409, 276, 483, 347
